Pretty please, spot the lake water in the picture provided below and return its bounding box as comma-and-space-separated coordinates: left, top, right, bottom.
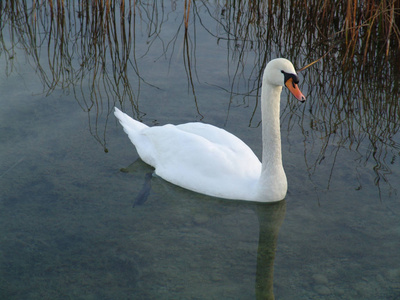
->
1, 2, 399, 299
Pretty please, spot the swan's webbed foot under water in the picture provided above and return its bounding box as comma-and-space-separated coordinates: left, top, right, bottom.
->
133, 172, 153, 207
119, 158, 155, 207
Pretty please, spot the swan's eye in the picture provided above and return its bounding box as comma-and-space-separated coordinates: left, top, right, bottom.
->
281, 70, 300, 85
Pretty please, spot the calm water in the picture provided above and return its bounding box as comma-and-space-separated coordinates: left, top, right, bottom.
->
1, 2, 399, 299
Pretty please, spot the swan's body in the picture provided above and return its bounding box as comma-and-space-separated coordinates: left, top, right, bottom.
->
115, 58, 305, 202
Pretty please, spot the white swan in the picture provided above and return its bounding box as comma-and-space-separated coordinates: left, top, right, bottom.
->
114, 58, 305, 202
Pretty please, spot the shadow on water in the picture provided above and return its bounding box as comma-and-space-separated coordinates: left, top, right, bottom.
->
0, 0, 399, 198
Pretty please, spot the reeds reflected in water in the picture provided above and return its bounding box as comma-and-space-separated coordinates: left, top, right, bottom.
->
0, 0, 399, 196
0, 0, 145, 150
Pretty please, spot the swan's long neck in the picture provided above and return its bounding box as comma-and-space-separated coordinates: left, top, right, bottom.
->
257, 82, 287, 200
261, 83, 283, 171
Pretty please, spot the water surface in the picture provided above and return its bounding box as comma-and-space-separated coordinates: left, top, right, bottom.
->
1, 2, 399, 299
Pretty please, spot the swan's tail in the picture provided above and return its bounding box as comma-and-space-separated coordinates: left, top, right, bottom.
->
114, 107, 148, 140
114, 107, 156, 166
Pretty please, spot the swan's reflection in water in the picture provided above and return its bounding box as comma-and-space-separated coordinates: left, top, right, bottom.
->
253, 200, 286, 300
125, 161, 286, 299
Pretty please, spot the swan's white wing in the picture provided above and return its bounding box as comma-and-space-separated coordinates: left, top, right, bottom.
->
142, 123, 261, 199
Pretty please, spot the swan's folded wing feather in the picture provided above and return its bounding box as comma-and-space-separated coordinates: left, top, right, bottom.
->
141, 123, 261, 199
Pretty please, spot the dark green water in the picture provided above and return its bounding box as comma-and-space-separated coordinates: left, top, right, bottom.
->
1, 2, 399, 299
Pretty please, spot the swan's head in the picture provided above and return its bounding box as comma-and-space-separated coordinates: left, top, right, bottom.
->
264, 58, 306, 102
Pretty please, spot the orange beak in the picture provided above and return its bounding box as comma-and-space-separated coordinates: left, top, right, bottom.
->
285, 78, 306, 102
